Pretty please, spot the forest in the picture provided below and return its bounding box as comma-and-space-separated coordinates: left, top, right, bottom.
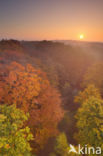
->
0, 39, 103, 156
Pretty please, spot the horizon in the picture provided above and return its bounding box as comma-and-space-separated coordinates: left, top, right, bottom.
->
1, 38, 103, 44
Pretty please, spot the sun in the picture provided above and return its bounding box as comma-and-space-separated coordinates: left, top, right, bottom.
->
79, 34, 84, 40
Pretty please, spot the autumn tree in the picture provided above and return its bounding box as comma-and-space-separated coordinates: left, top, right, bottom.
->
75, 86, 103, 155
0, 62, 42, 112
74, 84, 101, 105
0, 62, 64, 152
0, 104, 33, 156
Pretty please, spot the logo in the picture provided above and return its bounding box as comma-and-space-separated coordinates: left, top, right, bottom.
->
68, 144, 102, 155
69, 144, 78, 154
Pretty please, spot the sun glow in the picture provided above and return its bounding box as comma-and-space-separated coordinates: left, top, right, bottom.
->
79, 34, 84, 40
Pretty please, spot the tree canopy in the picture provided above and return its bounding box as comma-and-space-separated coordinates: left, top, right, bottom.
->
75, 86, 103, 155
0, 104, 33, 156
0, 62, 64, 152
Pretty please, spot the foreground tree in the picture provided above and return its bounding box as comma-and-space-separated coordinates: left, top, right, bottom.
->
0, 62, 64, 152
75, 86, 103, 155
0, 104, 33, 156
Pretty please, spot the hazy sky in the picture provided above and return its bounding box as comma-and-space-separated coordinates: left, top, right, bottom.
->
0, 0, 103, 42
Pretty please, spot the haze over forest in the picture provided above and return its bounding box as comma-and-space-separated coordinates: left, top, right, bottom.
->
0, 39, 103, 155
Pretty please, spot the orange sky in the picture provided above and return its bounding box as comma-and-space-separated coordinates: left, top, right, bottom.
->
0, 0, 103, 42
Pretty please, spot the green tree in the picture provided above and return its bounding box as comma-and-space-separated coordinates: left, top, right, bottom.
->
55, 133, 69, 156
75, 94, 103, 155
75, 84, 101, 105
0, 104, 33, 156
53, 133, 79, 156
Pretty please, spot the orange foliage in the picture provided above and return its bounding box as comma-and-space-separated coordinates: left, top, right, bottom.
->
0, 62, 64, 151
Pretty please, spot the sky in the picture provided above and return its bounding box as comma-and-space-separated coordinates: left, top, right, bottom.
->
0, 0, 103, 42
